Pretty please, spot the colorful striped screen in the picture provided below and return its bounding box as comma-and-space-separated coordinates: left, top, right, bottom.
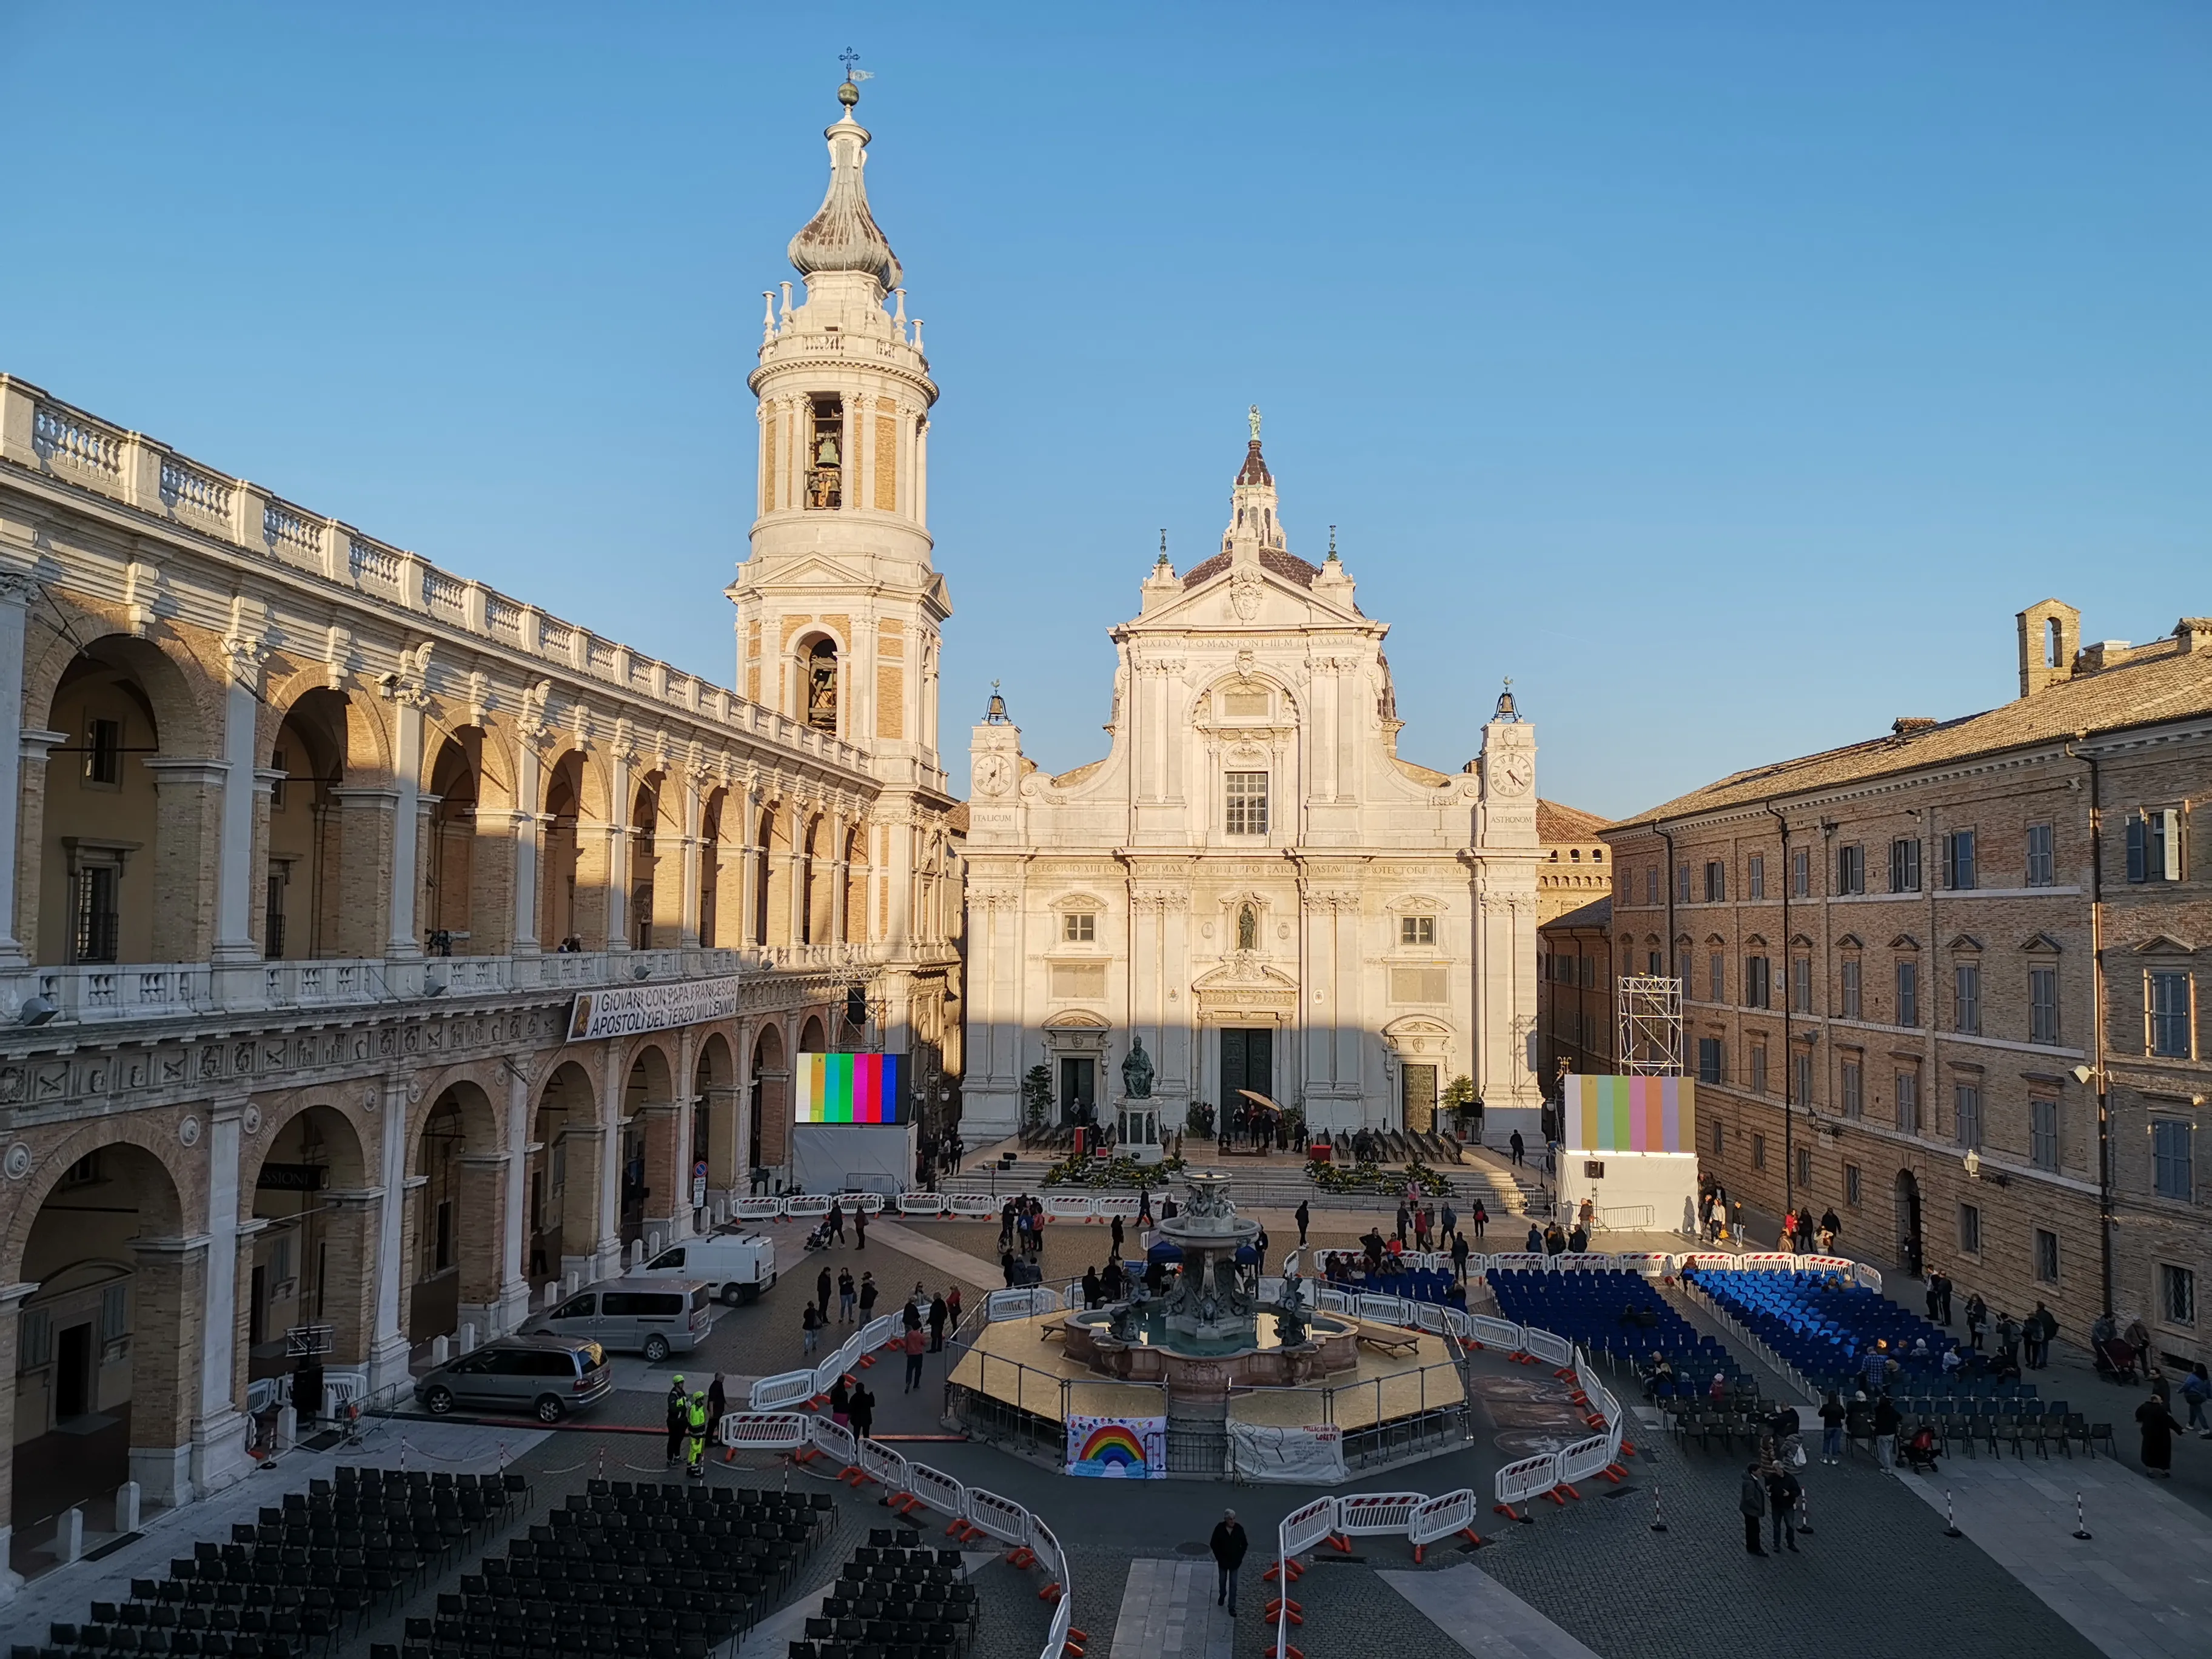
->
1563, 1075, 1695, 1153
794, 1053, 904, 1124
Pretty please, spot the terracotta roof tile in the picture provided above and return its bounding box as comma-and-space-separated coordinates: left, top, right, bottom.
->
1536, 799, 1612, 842
1542, 896, 1613, 933
1181, 547, 1322, 590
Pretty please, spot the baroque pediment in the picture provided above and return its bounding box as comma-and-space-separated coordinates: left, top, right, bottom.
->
1191, 954, 1298, 991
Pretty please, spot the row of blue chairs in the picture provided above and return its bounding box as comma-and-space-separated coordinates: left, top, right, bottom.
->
1486, 1267, 1760, 1398
1688, 1267, 2000, 1396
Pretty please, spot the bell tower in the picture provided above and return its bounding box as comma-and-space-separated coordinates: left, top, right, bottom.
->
730, 73, 949, 793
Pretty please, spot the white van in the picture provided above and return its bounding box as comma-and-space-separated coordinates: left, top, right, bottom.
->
520, 1279, 713, 1361
633, 1233, 778, 1305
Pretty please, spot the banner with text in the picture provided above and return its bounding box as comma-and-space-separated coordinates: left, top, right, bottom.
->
567, 976, 745, 1042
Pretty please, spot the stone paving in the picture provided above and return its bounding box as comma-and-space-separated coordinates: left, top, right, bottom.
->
1107, 1557, 1235, 1658
1379, 1562, 1600, 1659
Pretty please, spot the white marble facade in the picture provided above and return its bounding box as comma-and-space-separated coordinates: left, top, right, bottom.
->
961, 423, 1542, 1148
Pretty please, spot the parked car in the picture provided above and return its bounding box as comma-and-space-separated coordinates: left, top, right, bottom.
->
520, 1278, 714, 1361
413, 1335, 611, 1423
631, 1233, 778, 1305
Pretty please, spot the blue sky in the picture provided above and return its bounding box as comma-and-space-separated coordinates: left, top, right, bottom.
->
4, 2, 2205, 819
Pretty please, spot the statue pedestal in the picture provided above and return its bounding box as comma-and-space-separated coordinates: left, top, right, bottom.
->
1115, 1096, 1165, 1164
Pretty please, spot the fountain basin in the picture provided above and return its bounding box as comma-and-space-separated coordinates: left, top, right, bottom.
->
1060, 1305, 1362, 1393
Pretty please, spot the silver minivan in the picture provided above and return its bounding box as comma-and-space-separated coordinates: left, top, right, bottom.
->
521, 1278, 714, 1361
414, 1335, 611, 1423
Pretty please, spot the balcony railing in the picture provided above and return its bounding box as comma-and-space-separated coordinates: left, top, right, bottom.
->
4, 942, 875, 1029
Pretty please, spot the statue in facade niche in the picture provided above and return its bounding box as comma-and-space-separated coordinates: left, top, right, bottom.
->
1121, 1034, 1153, 1099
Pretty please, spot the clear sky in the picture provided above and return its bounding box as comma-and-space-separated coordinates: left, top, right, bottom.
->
5, 2, 2205, 819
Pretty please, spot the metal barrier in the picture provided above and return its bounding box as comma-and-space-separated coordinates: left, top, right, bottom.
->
1281, 1495, 1339, 1554
1314, 1288, 1352, 1313
1521, 1327, 1574, 1367
1492, 1452, 1561, 1515
1739, 1252, 1797, 1270
803, 1416, 859, 1472
1555, 1252, 1616, 1271
734, 1196, 782, 1220
1091, 1195, 1142, 1218
716, 1412, 809, 1452
857, 1436, 910, 1492
1854, 1262, 1884, 1293
1439, 1306, 1472, 1339
1796, 1253, 1852, 1275
1407, 1489, 1480, 1562
1468, 1315, 1526, 1352
859, 1313, 905, 1355
1487, 1252, 1549, 1270
1412, 1302, 1447, 1335
1557, 1432, 1612, 1487
783, 1193, 832, 1219
1356, 1293, 1409, 1326
1336, 1491, 1425, 1535
963, 1487, 1031, 1549
898, 1193, 947, 1216
1042, 1195, 1094, 1221
985, 1286, 1059, 1321
903, 1461, 968, 1523
837, 1190, 886, 1214
946, 1194, 999, 1218
1613, 1252, 1674, 1276
1043, 1594, 1073, 1659
812, 1335, 862, 1398
747, 1369, 818, 1412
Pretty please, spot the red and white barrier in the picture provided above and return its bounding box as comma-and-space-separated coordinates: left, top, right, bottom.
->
1492, 1452, 1561, 1521
713, 1412, 809, 1452
746, 1369, 818, 1412
1335, 1491, 1426, 1537
1042, 1195, 1095, 1222
1407, 1489, 1481, 1563
945, 1194, 999, 1218
783, 1193, 832, 1219
897, 1193, 947, 1217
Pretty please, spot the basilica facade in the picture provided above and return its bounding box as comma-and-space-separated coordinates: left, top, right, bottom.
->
961, 431, 1543, 1148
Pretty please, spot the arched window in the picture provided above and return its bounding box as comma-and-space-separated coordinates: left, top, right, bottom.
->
1237, 905, 1258, 952
805, 639, 838, 732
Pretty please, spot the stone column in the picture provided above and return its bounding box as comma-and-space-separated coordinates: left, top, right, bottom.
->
0, 1281, 33, 1597
677, 774, 704, 950
454, 1150, 511, 1335
190, 1101, 252, 1495
604, 749, 633, 953
637, 1097, 689, 1245
327, 788, 398, 959
0, 565, 39, 964
318, 1191, 380, 1367
210, 651, 266, 964
1163, 895, 1191, 1099
365, 1073, 412, 1395
593, 1039, 626, 1280
828, 809, 850, 946
511, 743, 544, 955
142, 760, 226, 962
12, 727, 65, 963
385, 696, 424, 959
496, 1068, 531, 1332
731, 1018, 756, 1190
129, 1234, 206, 1507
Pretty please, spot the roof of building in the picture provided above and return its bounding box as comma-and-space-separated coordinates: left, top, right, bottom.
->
943, 802, 970, 836
1235, 438, 1272, 487
1612, 626, 2212, 830
788, 92, 901, 289
1543, 896, 1613, 933
1181, 546, 1322, 589
1536, 799, 1612, 842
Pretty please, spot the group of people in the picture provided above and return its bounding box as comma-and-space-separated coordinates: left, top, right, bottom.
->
1393, 1196, 1486, 1252
663, 1372, 729, 1477
1736, 1408, 1809, 1556
1777, 1203, 1840, 1256
1524, 1219, 1592, 1256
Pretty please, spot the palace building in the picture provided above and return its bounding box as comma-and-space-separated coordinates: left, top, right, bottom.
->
960, 422, 1543, 1149
0, 74, 957, 1572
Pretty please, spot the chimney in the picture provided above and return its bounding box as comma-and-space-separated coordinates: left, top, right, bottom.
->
2176, 618, 2212, 654
2016, 599, 2080, 699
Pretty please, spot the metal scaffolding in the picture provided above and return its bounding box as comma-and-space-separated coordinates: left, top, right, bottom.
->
1616, 974, 1684, 1076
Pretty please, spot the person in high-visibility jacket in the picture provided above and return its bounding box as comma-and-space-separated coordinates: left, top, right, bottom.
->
685, 1390, 710, 1478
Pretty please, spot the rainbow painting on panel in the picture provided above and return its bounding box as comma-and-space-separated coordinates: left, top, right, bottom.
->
1562, 1074, 1696, 1154
793, 1052, 905, 1124
1064, 1414, 1166, 1480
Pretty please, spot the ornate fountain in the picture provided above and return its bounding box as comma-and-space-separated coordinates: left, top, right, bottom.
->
1060, 1170, 1360, 1396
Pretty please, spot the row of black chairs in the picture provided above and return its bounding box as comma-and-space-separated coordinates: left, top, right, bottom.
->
789, 1526, 978, 1659
380, 1483, 832, 1659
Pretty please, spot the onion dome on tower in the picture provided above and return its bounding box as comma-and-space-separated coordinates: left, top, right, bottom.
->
787, 76, 902, 292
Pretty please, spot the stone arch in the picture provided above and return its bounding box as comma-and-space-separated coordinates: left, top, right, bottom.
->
540, 747, 598, 950
236, 1100, 374, 1392
700, 785, 729, 948
405, 1079, 502, 1344
799, 1014, 827, 1054
694, 1031, 737, 1198
842, 821, 868, 944
1184, 668, 1303, 727
529, 1059, 602, 1287
750, 1022, 789, 1174
30, 632, 224, 965
262, 688, 355, 959
757, 801, 793, 946
791, 626, 846, 736
3, 1122, 198, 1516
618, 1041, 677, 1247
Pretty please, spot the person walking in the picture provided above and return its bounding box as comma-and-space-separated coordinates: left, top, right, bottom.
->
1110, 1213, 1127, 1256
1451, 1231, 1470, 1284
1995, 1311, 2022, 1370
1255, 1224, 1270, 1276
928, 1292, 950, 1352
1739, 1463, 1769, 1555
854, 1205, 868, 1250
2180, 1363, 2212, 1437
1965, 1293, 1988, 1351
849, 1379, 875, 1441
1818, 1392, 1846, 1464
1441, 1202, 1458, 1246
1509, 1128, 1526, 1167
2138, 1390, 2185, 1478
838, 1267, 857, 1324
827, 1200, 845, 1245
1470, 1199, 1487, 1242
902, 1324, 927, 1394
802, 1302, 823, 1355
1294, 1200, 1310, 1248
1208, 1509, 1248, 1615
706, 1371, 726, 1429
945, 1284, 963, 1330
857, 1271, 879, 1324
1874, 1393, 1902, 1470
817, 1265, 833, 1324
999, 1199, 1017, 1252
1765, 1464, 1803, 1553
1394, 1202, 1410, 1248
665, 1374, 689, 1465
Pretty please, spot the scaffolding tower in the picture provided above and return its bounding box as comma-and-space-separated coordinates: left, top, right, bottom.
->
1616, 974, 1684, 1076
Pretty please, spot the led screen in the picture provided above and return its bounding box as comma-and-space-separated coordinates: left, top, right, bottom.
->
794, 1052, 905, 1124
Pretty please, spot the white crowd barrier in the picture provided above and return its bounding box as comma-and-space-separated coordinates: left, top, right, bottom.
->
1407, 1489, 1480, 1561
805, 1416, 858, 1470
1356, 1293, 1410, 1326
783, 1193, 832, 1219
1336, 1491, 1425, 1535
946, 1194, 999, 1218
836, 1190, 885, 1214
898, 1193, 946, 1217
1042, 1195, 1095, 1221
985, 1285, 1059, 1321
1493, 1452, 1561, 1510
734, 1195, 782, 1220
747, 1369, 817, 1412
964, 1487, 1030, 1549
1468, 1314, 1526, 1352
1487, 1252, 1549, 1270
1557, 1432, 1613, 1487
1739, 1252, 1796, 1270
1521, 1327, 1574, 1368
903, 1461, 968, 1523
715, 1412, 809, 1452
1091, 1195, 1142, 1218
1854, 1262, 1884, 1293
1614, 1252, 1673, 1276
858, 1436, 910, 1492
1314, 1287, 1353, 1313
1797, 1254, 1852, 1276
858, 1313, 903, 1354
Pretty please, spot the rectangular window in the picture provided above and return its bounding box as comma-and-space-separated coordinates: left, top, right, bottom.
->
1062, 912, 1096, 943
1645, 866, 1660, 906
1897, 959, 1919, 1027
19, 1307, 52, 1371
1748, 854, 1765, 899
268, 747, 287, 810
1704, 861, 1726, 903
1955, 1084, 1983, 1151
1845, 1163, 1862, 1207
805, 394, 844, 509
1792, 849, 1810, 898
1750, 1043, 1768, 1094
2153, 1119, 2193, 1201
1841, 959, 1862, 1019
1954, 962, 1982, 1035
2031, 1098, 2059, 1171
1752, 1132, 1766, 1170
99, 1283, 127, 1342
1677, 863, 1691, 903
1959, 1202, 1982, 1255
1697, 1036, 1723, 1085
1942, 828, 1977, 891
1840, 1059, 1863, 1119
1793, 1051, 1814, 1108
1401, 915, 1435, 947
1224, 771, 1269, 836
1581, 956, 1596, 988
85, 717, 123, 786
1795, 1145, 1811, 1188
1744, 954, 1770, 1010
1648, 950, 1663, 976
2034, 1228, 2059, 1284
2149, 971, 2194, 1059
2026, 822, 2054, 887
70, 866, 121, 965
1713, 1119, 1725, 1156
1836, 843, 1865, 895
2127, 809, 2182, 883
1896, 1068, 1920, 1135
2162, 1263, 2196, 1327
1708, 951, 1724, 1003
2029, 966, 2060, 1045
1792, 955, 1812, 1014
1889, 836, 1922, 894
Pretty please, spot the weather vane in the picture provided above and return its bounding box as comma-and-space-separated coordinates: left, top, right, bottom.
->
839, 47, 873, 84
1248, 404, 1262, 442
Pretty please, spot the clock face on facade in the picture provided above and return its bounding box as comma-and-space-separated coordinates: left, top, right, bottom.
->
1492, 750, 1533, 796
974, 752, 1012, 796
